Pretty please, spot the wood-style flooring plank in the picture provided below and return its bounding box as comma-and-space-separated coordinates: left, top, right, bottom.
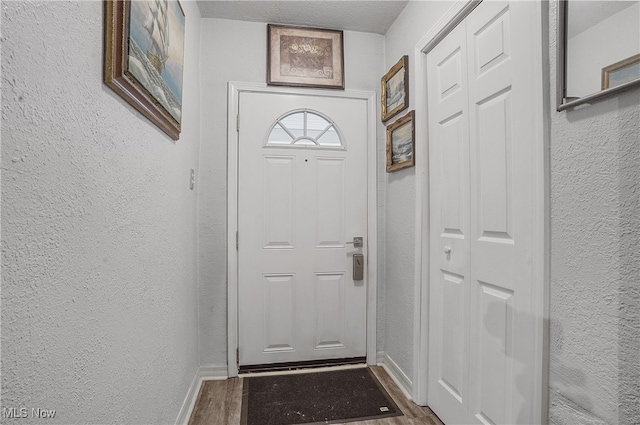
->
369, 366, 442, 423
188, 378, 243, 425
188, 366, 444, 425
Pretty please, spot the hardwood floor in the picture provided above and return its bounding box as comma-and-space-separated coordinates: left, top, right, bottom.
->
188, 366, 444, 425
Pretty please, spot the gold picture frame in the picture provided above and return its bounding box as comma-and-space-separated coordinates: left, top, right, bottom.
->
601, 53, 640, 90
104, 0, 185, 141
386, 110, 415, 173
267, 24, 344, 89
381, 55, 409, 122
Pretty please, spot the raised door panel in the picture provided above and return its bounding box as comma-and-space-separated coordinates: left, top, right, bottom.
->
263, 274, 297, 352
439, 271, 466, 404
473, 5, 511, 79
263, 156, 296, 249
314, 158, 346, 248
440, 113, 466, 238
473, 282, 514, 425
475, 90, 513, 243
314, 272, 346, 349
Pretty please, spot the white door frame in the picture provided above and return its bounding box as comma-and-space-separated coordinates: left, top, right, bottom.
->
411, 1, 549, 422
227, 82, 378, 378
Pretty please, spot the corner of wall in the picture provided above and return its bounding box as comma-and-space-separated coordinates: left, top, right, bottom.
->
174, 363, 229, 425
377, 351, 413, 401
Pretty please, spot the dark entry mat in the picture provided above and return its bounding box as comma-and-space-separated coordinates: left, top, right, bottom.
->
240, 367, 402, 425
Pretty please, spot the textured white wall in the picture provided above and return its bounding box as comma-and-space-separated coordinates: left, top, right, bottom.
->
381, 0, 452, 382
1, 1, 202, 423
197, 18, 384, 364
550, 2, 640, 424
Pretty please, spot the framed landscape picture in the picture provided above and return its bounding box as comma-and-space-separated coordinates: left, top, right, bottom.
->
381, 55, 409, 122
267, 24, 344, 89
104, 0, 185, 140
386, 110, 415, 172
601, 53, 640, 90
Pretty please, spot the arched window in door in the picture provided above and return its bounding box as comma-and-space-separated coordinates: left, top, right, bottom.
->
266, 109, 344, 149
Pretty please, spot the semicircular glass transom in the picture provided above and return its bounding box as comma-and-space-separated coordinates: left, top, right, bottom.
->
266, 110, 343, 148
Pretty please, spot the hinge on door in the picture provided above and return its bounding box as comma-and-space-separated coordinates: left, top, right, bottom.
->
236, 348, 240, 365
236, 114, 240, 132
236, 231, 239, 250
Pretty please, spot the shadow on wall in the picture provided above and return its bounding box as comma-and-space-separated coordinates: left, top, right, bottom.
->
482, 301, 588, 424
616, 90, 640, 425
549, 318, 597, 425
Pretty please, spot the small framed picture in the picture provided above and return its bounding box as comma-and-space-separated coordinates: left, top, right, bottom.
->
381, 55, 409, 122
386, 110, 415, 173
267, 24, 344, 89
602, 53, 640, 90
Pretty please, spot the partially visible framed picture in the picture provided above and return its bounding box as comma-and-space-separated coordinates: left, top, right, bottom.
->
381, 55, 409, 122
386, 110, 415, 173
268, 24, 344, 89
602, 53, 640, 90
104, 0, 185, 140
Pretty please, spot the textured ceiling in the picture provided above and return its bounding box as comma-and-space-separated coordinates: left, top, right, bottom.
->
196, 1, 409, 35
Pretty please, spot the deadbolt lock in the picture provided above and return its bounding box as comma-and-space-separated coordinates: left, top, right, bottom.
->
353, 253, 364, 281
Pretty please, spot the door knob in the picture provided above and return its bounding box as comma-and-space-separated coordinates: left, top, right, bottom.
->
444, 246, 452, 254
346, 237, 363, 248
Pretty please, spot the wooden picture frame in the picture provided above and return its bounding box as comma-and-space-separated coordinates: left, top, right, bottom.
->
601, 53, 640, 90
104, 0, 185, 141
381, 55, 409, 122
267, 24, 344, 89
386, 110, 415, 173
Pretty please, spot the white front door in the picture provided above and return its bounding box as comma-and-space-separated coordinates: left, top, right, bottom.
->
427, 1, 543, 423
237, 91, 368, 367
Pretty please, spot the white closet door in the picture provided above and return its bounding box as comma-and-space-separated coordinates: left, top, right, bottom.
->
427, 21, 471, 425
427, 1, 542, 423
466, 2, 539, 423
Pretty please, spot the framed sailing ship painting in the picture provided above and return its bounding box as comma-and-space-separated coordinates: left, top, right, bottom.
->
104, 0, 185, 140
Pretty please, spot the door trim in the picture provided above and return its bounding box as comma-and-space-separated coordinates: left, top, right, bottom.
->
227, 82, 378, 378
412, 1, 550, 422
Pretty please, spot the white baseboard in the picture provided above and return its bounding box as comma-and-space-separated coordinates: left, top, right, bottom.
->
376, 351, 413, 401
198, 363, 229, 381
175, 363, 228, 425
175, 370, 200, 425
